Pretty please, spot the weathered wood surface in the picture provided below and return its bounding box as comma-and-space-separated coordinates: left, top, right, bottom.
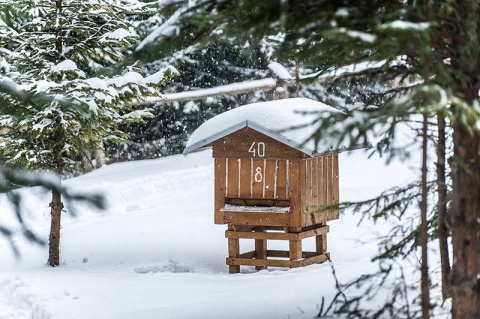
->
212, 127, 306, 159
214, 158, 226, 224
223, 211, 290, 227
226, 252, 329, 269
225, 225, 329, 240
213, 129, 339, 228
224, 222, 330, 272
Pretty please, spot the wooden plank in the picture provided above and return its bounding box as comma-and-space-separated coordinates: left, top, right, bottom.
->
267, 250, 323, 259
267, 250, 290, 258
276, 160, 287, 199
297, 253, 329, 267
316, 234, 328, 254
264, 160, 276, 199
310, 157, 322, 226
225, 197, 290, 207
226, 250, 329, 270
252, 159, 264, 198
323, 155, 329, 221
302, 160, 309, 226
212, 127, 306, 159
214, 158, 226, 224
255, 227, 267, 270
227, 158, 239, 198
312, 158, 318, 210
225, 225, 328, 240
273, 159, 278, 199
289, 160, 302, 228
226, 230, 301, 241
326, 154, 333, 220
289, 239, 303, 261
315, 157, 320, 209
228, 237, 240, 273
223, 211, 290, 227
238, 251, 256, 259
318, 156, 324, 206
227, 257, 294, 268
227, 256, 329, 268
239, 158, 251, 198
333, 153, 340, 219
298, 225, 330, 239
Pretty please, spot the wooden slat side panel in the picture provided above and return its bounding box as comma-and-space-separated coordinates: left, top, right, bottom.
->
317, 156, 325, 224
323, 155, 329, 221
223, 211, 290, 227
300, 159, 312, 227
214, 158, 227, 224
314, 156, 324, 225
289, 160, 302, 228
326, 154, 333, 221
297, 153, 341, 225
305, 157, 324, 227
312, 156, 325, 224
333, 153, 340, 219
312, 157, 319, 212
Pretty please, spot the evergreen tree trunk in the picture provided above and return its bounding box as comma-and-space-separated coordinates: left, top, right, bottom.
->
48, 184, 63, 266
450, 125, 480, 318
420, 113, 430, 319
48, 0, 65, 267
48, 111, 66, 266
444, 2, 480, 316
436, 114, 450, 300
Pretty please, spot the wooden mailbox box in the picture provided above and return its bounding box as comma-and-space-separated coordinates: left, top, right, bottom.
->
184, 98, 345, 273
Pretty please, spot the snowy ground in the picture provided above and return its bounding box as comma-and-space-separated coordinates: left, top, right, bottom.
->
0, 149, 444, 318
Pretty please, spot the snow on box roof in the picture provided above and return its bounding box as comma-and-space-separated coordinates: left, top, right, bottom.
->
184, 98, 347, 156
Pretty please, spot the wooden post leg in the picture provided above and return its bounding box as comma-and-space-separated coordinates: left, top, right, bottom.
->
316, 233, 327, 254
255, 227, 267, 271
228, 237, 240, 274
289, 239, 302, 266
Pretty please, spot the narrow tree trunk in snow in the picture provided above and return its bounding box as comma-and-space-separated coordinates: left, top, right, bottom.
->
420, 113, 430, 319
436, 114, 450, 300
48, 185, 63, 266
48, 0, 64, 267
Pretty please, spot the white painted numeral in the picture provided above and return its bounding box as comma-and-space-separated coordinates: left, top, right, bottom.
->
254, 167, 263, 182
248, 141, 266, 158
257, 142, 265, 157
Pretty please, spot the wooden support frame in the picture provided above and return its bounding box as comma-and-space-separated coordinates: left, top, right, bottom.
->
225, 224, 330, 273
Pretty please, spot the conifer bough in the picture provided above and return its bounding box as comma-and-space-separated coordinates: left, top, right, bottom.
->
0, 0, 178, 266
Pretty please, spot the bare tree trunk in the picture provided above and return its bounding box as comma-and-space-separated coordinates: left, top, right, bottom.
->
436, 113, 450, 300
295, 57, 300, 97
420, 113, 430, 319
48, 0, 65, 267
48, 178, 63, 266
450, 125, 480, 318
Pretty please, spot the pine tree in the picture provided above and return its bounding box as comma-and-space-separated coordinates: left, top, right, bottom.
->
0, 0, 177, 266
112, 41, 272, 160
140, 0, 480, 317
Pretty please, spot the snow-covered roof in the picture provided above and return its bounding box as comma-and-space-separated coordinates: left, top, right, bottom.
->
184, 98, 349, 156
